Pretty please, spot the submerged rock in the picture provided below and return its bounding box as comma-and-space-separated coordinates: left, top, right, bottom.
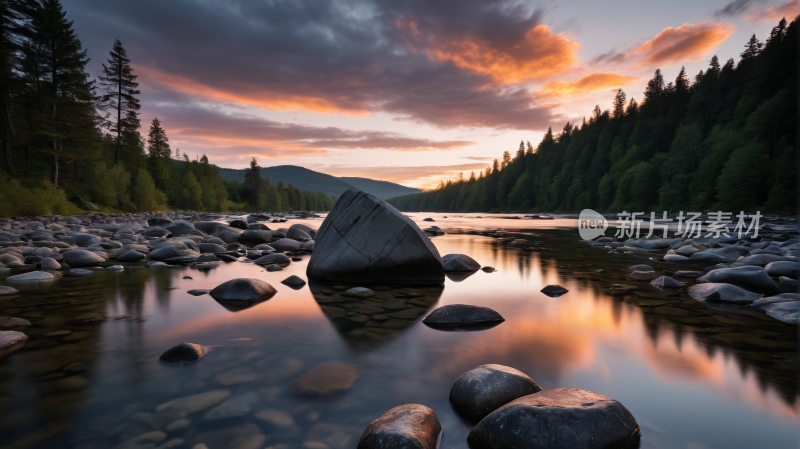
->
0, 286, 19, 295
450, 364, 542, 419
481, 266, 496, 273
307, 189, 445, 285
159, 342, 212, 363
540, 285, 568, 297
290, 361, 358, 396
468, 388, 640, 449
210, 279, 277, 302
156, 390, 231, 415
422, 304, 504, 328
0, 317, 30, 328
204, 392, 260, 420
624, 264, 654, 272
442, 254, 480, 271
65, 269, 94, 277
650, 276, 685, 289
357, 404, 441, 449
344, 287, 374, 297
688, 283, 762, 303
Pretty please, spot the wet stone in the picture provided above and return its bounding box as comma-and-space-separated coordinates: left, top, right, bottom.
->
0, 286, 19, 295
187, 289, 210, 296
7, 271, 54, 281
625, 264, 654, 272
281, 275, 307, 289
540, 285, 569, 297
688, 283, 762, 303
422, 304, 504, 328
357, 404, 441, 449
0, 317, 31, 327
0, 330, 28, 353
650, 276, 685, 289
159, 343, 211, 363
450, 364, 542, 419
468, 388, 640, 449
209, 278, 277, 301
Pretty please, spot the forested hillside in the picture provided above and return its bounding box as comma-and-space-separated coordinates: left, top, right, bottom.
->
388, 17, 797, 214
0, 0, 332, 216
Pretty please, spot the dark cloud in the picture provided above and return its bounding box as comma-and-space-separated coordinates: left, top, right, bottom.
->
714, 0, 761, 17
64, 0, 567, 131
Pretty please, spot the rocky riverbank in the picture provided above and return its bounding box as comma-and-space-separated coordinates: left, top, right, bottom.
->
583, 229, 799, 325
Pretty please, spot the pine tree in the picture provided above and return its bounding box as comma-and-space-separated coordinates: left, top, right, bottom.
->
243, 157, 263, 210
146, 117, 170, 188
612, 88, 626, 119
37, 0, 96, 186
98, 39, 140, 166
0, 0, 37, 168
146, 117, 169, 158
740, 34, 763, 63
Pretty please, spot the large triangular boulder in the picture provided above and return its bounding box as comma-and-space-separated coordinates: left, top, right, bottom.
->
307, 189, 444, 284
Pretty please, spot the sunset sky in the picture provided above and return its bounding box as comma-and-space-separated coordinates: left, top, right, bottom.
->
63, 0, 797, 188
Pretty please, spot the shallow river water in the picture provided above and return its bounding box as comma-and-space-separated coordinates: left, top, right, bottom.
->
0, 214, 797, 449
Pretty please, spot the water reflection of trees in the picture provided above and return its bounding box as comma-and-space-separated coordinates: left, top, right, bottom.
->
478, 228, 798, 410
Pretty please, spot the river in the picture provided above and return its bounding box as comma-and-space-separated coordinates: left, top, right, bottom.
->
0, 213, 796, 449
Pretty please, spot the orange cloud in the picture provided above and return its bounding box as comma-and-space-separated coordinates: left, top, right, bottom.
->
541, 72, 638, 98
426, 24, 580, 85
136, 65, 369, 116
630, 21, 736, 66
745, 0, 799, 25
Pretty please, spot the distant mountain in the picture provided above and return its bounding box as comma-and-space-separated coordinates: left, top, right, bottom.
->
216, 165, 422, 199
339, 177, 422, 199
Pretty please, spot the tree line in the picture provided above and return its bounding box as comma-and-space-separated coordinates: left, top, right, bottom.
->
0, 0, 330, 216
388, 17, 797, 215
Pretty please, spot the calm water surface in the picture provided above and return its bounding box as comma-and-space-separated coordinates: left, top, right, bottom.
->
0, 214, 797, 449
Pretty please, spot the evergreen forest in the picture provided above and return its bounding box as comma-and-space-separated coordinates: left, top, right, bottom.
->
0, 0, 334, 217
388, 17, 798, 215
